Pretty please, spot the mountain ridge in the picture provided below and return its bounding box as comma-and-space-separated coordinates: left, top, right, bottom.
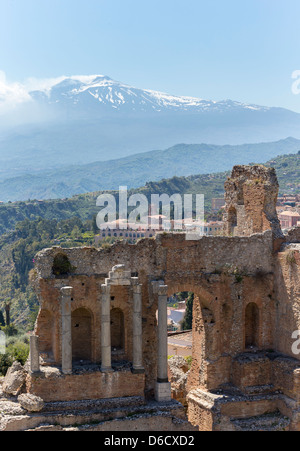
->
0, 138, 299, 202
29, 74, 273, 114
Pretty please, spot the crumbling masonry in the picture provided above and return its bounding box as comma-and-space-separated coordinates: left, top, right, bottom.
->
1, 165, 300, 431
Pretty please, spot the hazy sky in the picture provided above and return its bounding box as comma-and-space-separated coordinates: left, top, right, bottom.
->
1, 0, 300, 111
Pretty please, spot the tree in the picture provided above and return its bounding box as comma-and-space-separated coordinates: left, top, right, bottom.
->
71, 225, 81, 240
5, 303, 11, 326
181, 292, 194, 331
0, 310, 5, 327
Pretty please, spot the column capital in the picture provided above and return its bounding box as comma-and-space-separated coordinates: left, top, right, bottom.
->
151, 280, 166, 295
158, 285, 168, 297
60, 286, 73, 297
101, 283, 111, 295
132, 282, 142, 294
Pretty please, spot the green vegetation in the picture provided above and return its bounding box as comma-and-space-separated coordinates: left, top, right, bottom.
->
168, 355, 193, 370
180, 293, 194, 331
52, 254, 77, 277
264, 151, 300, 194
0, 324, 30, 376
184, 356, 193, 369
286, 250, 297, 265
0, 174, 226, 243
0, 151, 298, 331
0, 151, 299, 237
0, 193, 100, 236
0, 173, 227, 237
0, 216, 97, 328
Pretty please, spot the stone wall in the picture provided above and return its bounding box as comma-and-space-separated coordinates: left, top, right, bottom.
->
31, 229, 277, 398
34, 231, 275, 281
26, 368, 145, 403
273, 244, 300, 359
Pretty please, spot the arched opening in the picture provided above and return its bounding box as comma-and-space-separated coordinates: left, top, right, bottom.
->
192, 298, 216, 388
167, 292, 194, 358
111, 308, 125, 353
72, 308, 92, 362
168, 292, 193, 333
245, 302, 259, 349
166, 287, 218, 389
52, 253, 74, 277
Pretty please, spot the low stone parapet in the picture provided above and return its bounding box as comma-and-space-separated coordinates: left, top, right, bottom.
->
26, 366, 145, 403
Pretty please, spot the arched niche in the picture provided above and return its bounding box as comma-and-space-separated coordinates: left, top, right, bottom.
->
72, 308, 92, 362
52, 253, 74, 277
228, 207, 238, 232
111, 308, 125, 352
38, 309, 54, 355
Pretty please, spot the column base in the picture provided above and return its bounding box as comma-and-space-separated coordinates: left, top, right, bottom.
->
155, 381, 172, 402
30, 370, 42, 376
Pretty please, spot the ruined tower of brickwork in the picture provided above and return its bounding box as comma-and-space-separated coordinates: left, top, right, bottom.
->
224, 165, 283, 238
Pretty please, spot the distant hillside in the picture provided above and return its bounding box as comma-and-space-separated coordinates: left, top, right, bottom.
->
0, 152, 299, 237
0, 137, 299, 202
265, 152, 300, 193
0, 193, 100, 236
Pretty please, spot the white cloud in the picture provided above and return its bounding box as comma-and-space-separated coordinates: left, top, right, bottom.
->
0, 70, 32, 113
0, 70, 6, 84
23, 74, 101, 94
0, 72, 102, 123
23, 75, 67, 95
0, 71, 64, 129
0, 72, 102, 107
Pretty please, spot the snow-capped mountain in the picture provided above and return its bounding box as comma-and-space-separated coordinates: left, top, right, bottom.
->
30, 74, 270, 114
0, 74, 300, 186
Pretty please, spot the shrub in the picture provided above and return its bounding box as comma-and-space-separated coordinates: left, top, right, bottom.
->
0, 354, 13, 376
1, 324, 18, 337
52, 254, 76, 276
0, 326, 30, 374
286, 250, 296, 265
7, 341, 29, 365
184, 356, 193, 369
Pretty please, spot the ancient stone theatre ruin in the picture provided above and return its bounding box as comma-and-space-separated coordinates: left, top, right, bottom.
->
1, 165, 300, 431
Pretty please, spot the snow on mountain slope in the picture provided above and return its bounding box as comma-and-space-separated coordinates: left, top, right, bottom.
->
29, 74, 271, 114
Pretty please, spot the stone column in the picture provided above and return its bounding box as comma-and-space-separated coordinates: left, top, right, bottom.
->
101, 284, 113, 372
132, 282, 144, 374
61, 286, 73, 375
155, 284, 171, 402
30, 335, 40, 374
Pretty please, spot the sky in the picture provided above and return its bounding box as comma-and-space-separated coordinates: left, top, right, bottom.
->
1, 0, 300, 111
